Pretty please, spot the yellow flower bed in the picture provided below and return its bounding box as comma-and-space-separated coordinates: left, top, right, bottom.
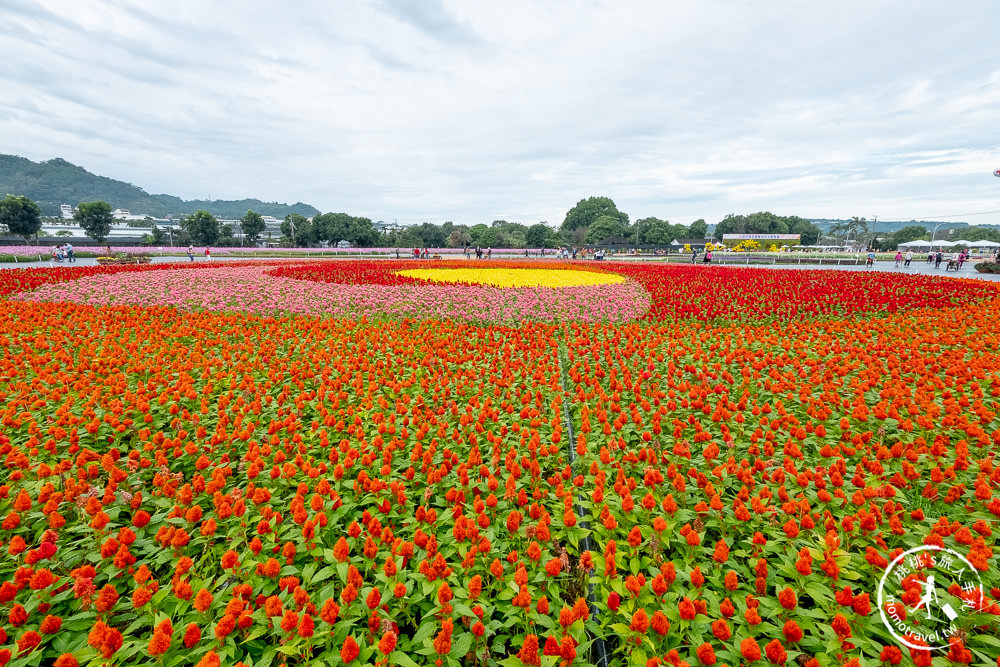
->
396, 268, 626, 288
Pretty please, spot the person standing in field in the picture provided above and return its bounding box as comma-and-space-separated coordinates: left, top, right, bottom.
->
904, 250, 912, 267
205, 247, 212, 261
188, 245, 194, 261
894, 251, 903, 267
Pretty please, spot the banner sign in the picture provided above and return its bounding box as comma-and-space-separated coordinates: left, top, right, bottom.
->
722, 234, 801, 241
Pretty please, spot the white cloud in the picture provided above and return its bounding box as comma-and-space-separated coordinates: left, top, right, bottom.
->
1, 0, 998, 225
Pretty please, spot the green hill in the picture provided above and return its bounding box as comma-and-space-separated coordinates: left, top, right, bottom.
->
0, 154, 319, 219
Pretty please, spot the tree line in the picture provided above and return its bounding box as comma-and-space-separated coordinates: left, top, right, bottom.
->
0, 192, 877, 250
0, 195, 123, 244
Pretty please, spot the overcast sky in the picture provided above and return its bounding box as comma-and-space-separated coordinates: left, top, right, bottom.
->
2, 0, 999, 227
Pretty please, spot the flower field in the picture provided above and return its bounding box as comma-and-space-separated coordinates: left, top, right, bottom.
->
0, 260, 998, 667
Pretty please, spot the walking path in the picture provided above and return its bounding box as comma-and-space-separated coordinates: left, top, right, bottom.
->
4, 254, 1000, 281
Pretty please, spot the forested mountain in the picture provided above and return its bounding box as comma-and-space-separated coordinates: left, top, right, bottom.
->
0, 154, 319, 219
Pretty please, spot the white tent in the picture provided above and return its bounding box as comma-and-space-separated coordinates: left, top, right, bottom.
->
964, 239, 1000, 248
898, 240, 957, 248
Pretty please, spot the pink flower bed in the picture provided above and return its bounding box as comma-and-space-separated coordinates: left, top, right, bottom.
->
14, 265, 651, 323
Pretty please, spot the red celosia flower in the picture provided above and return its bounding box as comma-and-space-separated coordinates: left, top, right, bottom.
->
148, 630, 171, 656
340, 635, 361, 663
195, 650, 220, 667
711, 618, 730, 641
214, 615, 236, 640
94, 584, 119, 613
879, 645, 903, 665
193, 589, 213, 613
29, 569, 56, 590
851, 592, 872, 616
777, 587, 797, 610
695, 642, 716, 666
651, 610, 670, 635
39, 615, 62, 634
378, 631, 397, 655
220, 550, 239, 569
433, 619, 453, 655
629, 609, 649, 633
741, 637, 762, 661
16, 630, 41, 655
183, 623, 201, 648
320, 599, 340, 624
366, 588, 382, 610
517, 634, 540, 667
298, 614, 314, 638
782, 619, 803, 643
765, 639, 787, 665
831, 613, 852, 639
278, 609, 297, 633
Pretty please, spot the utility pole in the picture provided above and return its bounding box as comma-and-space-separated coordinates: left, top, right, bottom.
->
930, 222, 942, 248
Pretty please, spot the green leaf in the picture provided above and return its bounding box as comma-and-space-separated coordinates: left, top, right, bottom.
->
389, 652, 423, 667
410, 621, 437, 646
451, 632, 473, 657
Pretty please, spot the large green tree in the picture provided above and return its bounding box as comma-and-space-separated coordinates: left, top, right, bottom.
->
313, 213, 352, 245
525, 223, 552, 248
182, 210, 220, 246
0, 194, 42, 243
468, 224, 489, 245
74, 201, 114, 243
585, 214, 626, 244
688, 219, 708, 240
446, 230, 472, 248
313, 213, 381, 247
240, 210, 266, 245
954, 226, 1000, 243
562, 196, 629, 233
149, 224, 168, 245
785, 216, 820, 245
635, 217, 674, 245
281, 213, 313, 246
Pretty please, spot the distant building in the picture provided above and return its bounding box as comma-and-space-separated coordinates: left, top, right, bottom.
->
112, 208, 130, 219
60, 204, 73, 219
261, 216, 278, 225
373, 220, 403, 233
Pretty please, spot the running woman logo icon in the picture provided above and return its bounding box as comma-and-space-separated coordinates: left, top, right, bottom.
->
876, 545, 984, 651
